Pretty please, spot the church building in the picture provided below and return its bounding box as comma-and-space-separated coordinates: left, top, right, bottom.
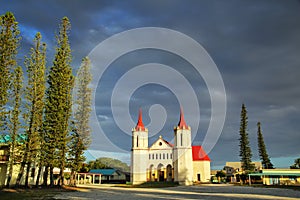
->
130, 108, 211, 185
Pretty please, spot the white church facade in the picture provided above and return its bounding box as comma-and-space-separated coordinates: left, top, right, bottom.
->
130, 108, 211, 185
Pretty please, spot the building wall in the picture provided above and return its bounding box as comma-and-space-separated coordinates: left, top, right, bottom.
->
173, 147, 193, 185
261, 169, 300, 185
263, 176, 300, 185
173, 126, 193, 185
193, 160, 211, 183
131, 149, 148, 184
225, 161, 262, 172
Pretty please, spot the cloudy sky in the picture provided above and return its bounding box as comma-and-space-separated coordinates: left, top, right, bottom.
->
2, 0, 300, 169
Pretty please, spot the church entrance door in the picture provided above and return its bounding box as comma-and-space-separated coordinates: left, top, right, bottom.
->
157, 163, 164, 182
159, 171, 164, 182
166, 164, 172, 182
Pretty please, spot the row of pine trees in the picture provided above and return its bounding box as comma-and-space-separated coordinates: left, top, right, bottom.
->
0, 12, 92, 187
239, 104, 274, 174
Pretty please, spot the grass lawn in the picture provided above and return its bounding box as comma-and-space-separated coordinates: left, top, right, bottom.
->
0, 186, 77, 200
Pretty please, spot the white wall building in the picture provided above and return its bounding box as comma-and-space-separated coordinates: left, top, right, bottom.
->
131, 108, 211, 185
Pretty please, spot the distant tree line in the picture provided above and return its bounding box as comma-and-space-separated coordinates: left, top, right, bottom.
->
84, 157, 130, 173
0, 12, 92, 188
290, 158, 300, 169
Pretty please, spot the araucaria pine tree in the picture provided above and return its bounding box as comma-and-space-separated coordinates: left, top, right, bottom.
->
16, 32, 47, 187
239, 104, 254, 171
7, 66, 23, 187
257, 122, 274, 169
0, 11, 21, 187
0, 12, 20, 133
68, 57, 92, 186
43, 17, 74, 186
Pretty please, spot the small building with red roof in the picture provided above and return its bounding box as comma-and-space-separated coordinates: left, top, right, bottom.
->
131, 108, 211, 185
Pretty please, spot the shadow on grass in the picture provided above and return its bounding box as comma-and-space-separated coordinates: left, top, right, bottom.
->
0, 185, 77, 200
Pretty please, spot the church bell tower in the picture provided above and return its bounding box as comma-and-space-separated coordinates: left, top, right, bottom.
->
173, 107, 193, 185
130, 109, 148, 184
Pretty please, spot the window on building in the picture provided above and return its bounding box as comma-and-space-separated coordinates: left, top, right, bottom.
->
152, 154, 154, 159
159, 153, 161, 159
156, 154, 158, 159
163, 153, 165, 159
180, 133, 183, 146
137, 135, 139, 147
149, 154, 151, 159
197, 174, 201, 181
170, 153, 172, 159
166, 153, 168, 159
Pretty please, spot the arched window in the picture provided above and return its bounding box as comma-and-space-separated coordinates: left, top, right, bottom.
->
137, 135, 139, 147
163, 153, 165, 159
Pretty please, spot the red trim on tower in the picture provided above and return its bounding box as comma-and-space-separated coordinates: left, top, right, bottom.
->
135, 108, 146, 131
178, 107, 188, 129
192, 146, 210, 161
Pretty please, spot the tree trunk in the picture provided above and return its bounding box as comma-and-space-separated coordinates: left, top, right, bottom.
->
50, 166, 54, 187
24, 161, 31, 187
36, 166, 42, 186
59, 166, 65, 186
15, 157, 27, 187
6, 175, 12, 188
6, 142, 16, 188
43, 166, 48, 186
69, 170, 76, 186
59, 147, 66, 186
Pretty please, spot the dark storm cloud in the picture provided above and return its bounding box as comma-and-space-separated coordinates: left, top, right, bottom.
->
1, 0, 300, 168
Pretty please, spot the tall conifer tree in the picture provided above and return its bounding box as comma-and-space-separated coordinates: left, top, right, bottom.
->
15, 33, 47, 187
43, 17, 74, 186
25, 33, 46, 186
68, 57, 92, 185
6, 66, 23, 187
257, 122, 274, 169
0, 12, 20, 133
239, 104, 254, 171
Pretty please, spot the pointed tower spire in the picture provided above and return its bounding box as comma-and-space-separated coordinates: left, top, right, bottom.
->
178, 106, 188, 129
135, 108, 145, 131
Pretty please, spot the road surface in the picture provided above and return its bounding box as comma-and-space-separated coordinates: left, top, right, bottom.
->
53, 184, 300, 200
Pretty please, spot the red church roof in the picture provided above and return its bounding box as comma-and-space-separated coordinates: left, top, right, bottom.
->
192, 146, 210, 161
178, 107, 188, 129
162, 139, 174, 147
135, 108, 146, 131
